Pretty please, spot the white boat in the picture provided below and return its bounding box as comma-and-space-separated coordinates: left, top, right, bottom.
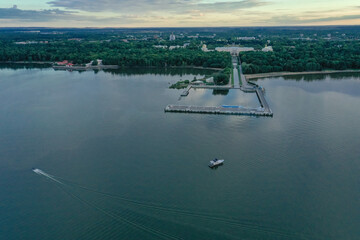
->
209, 158, 224, 168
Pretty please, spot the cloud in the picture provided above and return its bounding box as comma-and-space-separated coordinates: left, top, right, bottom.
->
262, 14, 360, 25
0, 5, 147, 25
310, 14, 360, 23
0, 5, 77, 21
47, 0, 266, 13
197, 0, 267, 12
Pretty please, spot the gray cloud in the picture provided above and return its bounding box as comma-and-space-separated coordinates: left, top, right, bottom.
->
0, 6, 146, 25
0, 5, 76, 21
260, 14, 360, 25
198, 0, 267, 12
311, 14, 360, 23
47, 0, 266, 13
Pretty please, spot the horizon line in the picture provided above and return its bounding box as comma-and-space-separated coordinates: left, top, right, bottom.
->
1, 24, 360, 29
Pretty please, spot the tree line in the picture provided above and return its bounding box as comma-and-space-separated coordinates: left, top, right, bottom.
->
0, 41, 231, 69
240, 40, 360, 74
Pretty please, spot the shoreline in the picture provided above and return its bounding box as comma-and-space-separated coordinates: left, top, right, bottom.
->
0, 61, 223, 71
245, 70, 360, 79
53, 65, 119, 70
0, 61, 53, 65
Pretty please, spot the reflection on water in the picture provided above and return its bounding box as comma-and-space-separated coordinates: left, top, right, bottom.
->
179, 88, 260, 108
212, 89, 229, 96
0, 63, 216, 78
255, 73, 360, 97
0, 68, 360, 240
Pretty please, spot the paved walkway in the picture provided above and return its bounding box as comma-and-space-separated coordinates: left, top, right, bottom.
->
165, 105, 273, 116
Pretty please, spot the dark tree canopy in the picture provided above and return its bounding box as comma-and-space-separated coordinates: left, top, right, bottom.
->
240, 40, 360, 74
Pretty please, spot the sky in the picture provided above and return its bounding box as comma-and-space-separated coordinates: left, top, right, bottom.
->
0, 0, 359, 27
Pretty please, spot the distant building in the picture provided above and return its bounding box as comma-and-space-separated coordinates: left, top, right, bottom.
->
56, 60, 69, 65
14, 41, 40, 45
154, 45, 168, 49
169, 33, 176, 41
192, 80, 204, 85
85, 61, 93, 68
262, 46, 273, 52
201, 44, 213, 52
201, 44, 209, 52
236, 37, 255, 40
215, 47, 254, 55
206, 77, 214, 83
169, 45, 181, 50
68, 38, 82, 41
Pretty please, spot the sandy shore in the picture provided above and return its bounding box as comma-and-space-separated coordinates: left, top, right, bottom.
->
245, 70, 360, 79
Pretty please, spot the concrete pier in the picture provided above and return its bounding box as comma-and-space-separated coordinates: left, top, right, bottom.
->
255, 87, 272, 114
166, 55, 273, 117
181, 85, 192, 96
165, 105, 273, 117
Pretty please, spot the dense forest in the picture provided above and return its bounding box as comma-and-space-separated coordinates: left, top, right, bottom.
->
0, 41, 231, 68
240, 40, 360, 74
1, 26, 360, 73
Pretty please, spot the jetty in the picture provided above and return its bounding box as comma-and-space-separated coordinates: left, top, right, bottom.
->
165, 105, 272, 116
165, 55, 273, 117
181, 85, 192, 96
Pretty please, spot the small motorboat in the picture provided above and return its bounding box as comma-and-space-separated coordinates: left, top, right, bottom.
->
209, 158, 224, 168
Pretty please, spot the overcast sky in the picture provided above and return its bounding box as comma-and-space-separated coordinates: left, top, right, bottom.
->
0, 0, 359, 27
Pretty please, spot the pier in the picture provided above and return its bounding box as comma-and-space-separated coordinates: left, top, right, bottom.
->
181, 85, 192, 96
165, 105, 272, 116
255, 87, 271, 114
166, 55, 273, 117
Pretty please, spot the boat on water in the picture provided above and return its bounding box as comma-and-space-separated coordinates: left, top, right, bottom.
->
209, 158, 224, 168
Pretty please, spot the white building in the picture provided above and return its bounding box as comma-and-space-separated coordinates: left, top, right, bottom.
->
169, 33, 176, 41
154, 45, 168, 49
236, 37, 255, 40
262, 46, 273, 52
201, 44, 209, 52
201, 44, 214, 52
215, 47, 255, 55
85, 61, 93, 68
169, 45, 182, 50
206, 77, 214, 83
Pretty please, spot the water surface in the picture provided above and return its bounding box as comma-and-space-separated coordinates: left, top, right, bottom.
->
0, 67, 359, 240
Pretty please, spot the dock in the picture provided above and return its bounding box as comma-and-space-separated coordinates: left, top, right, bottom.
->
255, 87, 272, 114
165, 105, 273, 116
166, 55, 273, 117
181, 85, 192, 96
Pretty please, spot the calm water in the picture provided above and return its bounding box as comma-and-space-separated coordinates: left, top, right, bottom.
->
0, 67, 360, 240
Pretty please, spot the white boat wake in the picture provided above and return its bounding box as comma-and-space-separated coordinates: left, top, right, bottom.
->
32, 168, 314, 240
32, 168, 183, 240
32, 168, 64, 185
